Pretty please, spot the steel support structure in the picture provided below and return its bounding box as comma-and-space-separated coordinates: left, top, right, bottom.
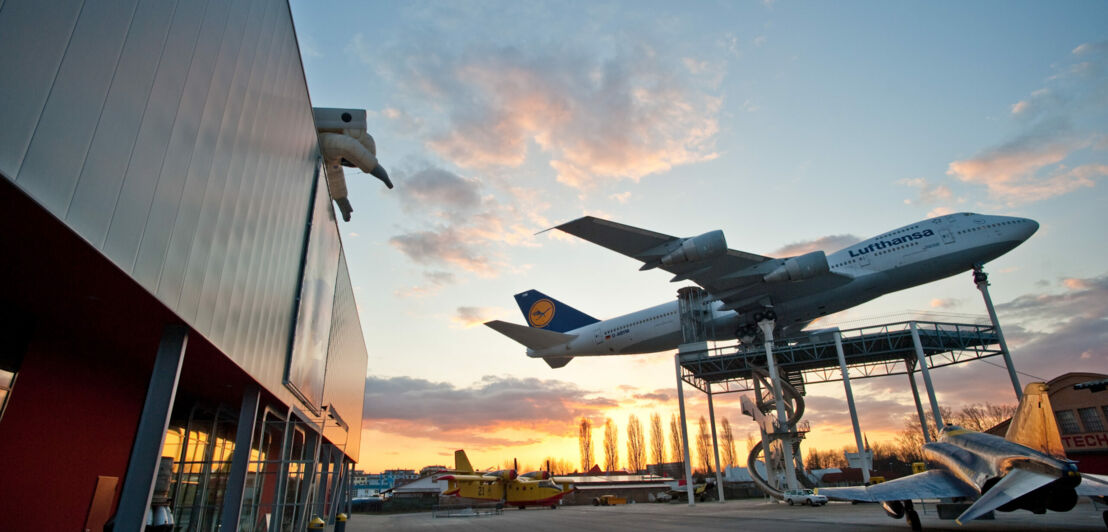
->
116, 325, 188, 531
910, 322, 945, 427
834, 331, 870, 483
973, 266, 1022, 400
675, 353, 696, 505
906, 364, 932, 443
220, 386, 261, 530
707, 389, 725, 502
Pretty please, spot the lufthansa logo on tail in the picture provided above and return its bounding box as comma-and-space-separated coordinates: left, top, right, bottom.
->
528, 299, 555, 328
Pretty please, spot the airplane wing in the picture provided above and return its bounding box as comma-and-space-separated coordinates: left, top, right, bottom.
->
955, 467, 1058, 524
436, 474, 488, 483
1077, 472, 1108, 498
818, 469, 978, 502
555, 217, 852, 317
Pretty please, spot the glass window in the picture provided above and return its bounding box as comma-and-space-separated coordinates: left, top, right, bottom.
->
286, 169, 340, 412
1077, 407, 1104, 432
0, 369, 15, 420
1055, 410, 1081, 434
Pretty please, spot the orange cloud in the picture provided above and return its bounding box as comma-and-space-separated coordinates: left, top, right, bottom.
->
384, 43, 721, 190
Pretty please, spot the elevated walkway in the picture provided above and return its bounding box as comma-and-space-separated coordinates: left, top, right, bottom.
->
678, 320, 1003, 394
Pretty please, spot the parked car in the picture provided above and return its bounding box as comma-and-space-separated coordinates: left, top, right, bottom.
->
783, 489, 828, 506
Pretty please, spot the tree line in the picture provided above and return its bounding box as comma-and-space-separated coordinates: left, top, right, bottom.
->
577, 412, 746, 474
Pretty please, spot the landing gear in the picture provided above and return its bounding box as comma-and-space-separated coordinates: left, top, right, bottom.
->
904, 500, 921, 531
905, 509, 921, 531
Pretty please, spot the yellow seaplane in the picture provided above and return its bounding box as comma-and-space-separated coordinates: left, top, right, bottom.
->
438, 450, 574, 509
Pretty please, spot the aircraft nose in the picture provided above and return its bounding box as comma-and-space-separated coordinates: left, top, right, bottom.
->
1020, 218, 1039, 240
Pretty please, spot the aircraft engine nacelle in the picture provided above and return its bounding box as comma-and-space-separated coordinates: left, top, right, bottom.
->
486, 469, 517, 481
881, 500, 906, 519
520, 471, 550, 480
763, 250, 829, 283
661, 230, 727, 266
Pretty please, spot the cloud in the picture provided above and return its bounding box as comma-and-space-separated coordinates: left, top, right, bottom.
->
610, 191, 632, 204
929, 298, 959, 309
397, 271, 457, 298
899, 178, 955, 206
390, 228, 495, 276
363, 375, 618, 447
771, 234, 861, 257
389, 165, 541, 280
946, 41, 1108, 205
375, 41, 721, 189
452, 306, 504, 327
395, 167, 482, 221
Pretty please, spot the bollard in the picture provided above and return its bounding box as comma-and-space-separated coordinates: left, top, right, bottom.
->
308, 516, 325, 530
335, 512, 348, 532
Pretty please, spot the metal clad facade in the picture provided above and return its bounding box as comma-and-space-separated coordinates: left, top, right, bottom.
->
0, 0, 363, 444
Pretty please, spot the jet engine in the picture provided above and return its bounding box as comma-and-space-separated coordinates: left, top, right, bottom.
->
661, 230, 727, 266
763, 250, 829, 283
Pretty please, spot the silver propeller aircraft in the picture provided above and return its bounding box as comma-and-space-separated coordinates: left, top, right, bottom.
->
486, 212, 1038, 368
818, 383, 1108, 530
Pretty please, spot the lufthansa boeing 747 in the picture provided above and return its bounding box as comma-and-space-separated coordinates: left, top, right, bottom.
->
485, 212, 1038, 369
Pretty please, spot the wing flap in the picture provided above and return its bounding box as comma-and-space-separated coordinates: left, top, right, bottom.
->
818, 470, 977, 502
485, 320, 577, 350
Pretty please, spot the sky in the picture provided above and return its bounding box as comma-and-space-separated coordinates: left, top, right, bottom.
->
288, 1, 1108, 474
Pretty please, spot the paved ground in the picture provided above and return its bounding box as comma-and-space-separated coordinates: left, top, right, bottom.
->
344, 498, 1107, 531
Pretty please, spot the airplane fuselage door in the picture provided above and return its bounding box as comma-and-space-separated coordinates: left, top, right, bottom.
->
595, 329, 603, 345
940, 229, 955, 244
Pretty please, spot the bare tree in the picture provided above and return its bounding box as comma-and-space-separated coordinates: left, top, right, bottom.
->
721, 417, 736, 468
578, 417, 594, 472
669, 413, 685, 465
696, 416, 712, 474
650, 412, 665, 467
542, 457, 573, 475
806, 448, 824, 470
955, 402, 1016, 432
895, 406, 952, 463
626, 414, 646, 473
604, 418, 620, 472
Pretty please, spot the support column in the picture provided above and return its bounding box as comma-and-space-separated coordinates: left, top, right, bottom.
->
220, 386, 261, 530
759, 320, 798, 492
907, 363, 932, 443
707, 389, 725, 502
270, 411, 295, 532
974, 266, 1022, 400
834, 331, 869, 484
910, 322, 944, 427
115, 325, 188, 531
675, 353, 696, 506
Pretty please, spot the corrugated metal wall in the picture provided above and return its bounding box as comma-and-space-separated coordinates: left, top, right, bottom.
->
0, 0, 368, 458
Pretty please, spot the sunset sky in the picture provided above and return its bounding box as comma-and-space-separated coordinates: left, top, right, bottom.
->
288, 1, 1108, 474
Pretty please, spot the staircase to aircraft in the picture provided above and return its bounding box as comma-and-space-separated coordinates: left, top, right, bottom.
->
741, 367, 815, 499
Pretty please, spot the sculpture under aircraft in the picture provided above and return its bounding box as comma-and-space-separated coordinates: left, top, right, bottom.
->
485, 212, 1039, 368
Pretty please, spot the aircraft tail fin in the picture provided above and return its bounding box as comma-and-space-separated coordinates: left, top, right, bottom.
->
485, 320, 577, 351
1004, 382, 1066, 458
513, 290, 599, 333
455, 450, 474, 473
